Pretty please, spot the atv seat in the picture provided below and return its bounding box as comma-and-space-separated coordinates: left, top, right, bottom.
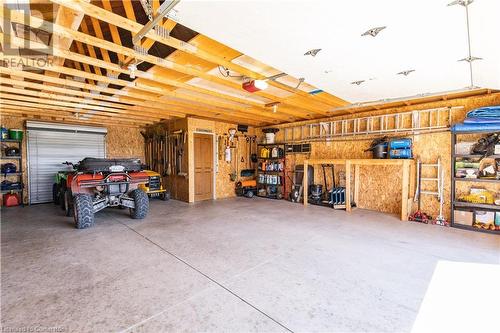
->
77, 158, 142, 173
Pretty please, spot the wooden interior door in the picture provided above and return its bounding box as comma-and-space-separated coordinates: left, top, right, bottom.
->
194, 134, 214, 201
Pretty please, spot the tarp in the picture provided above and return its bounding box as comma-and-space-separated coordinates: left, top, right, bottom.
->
464, 117, 500, 124
451, 122, 500, 132
466, 106, 500, 119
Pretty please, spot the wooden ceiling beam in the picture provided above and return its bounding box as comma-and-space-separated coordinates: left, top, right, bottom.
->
100, 0, 125, 63
0, 34, 282, 122
0, 64, 265, 125
49, 0, 346, 109
1, 107, 144, 127
0, 28, 291, 122
3, 6, 315, 119
0, 84, 171, 121
0, 99, 153, 125
1, 77, 260, 126
120, 0, 177, 66
45, 0, 89, 79
0, 75, 185, 118
0, 90, 164, 122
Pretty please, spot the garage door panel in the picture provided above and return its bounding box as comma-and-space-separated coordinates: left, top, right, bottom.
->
27, 123, 106, 204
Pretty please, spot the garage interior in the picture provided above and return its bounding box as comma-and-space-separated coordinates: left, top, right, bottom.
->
1, 1, 499, 332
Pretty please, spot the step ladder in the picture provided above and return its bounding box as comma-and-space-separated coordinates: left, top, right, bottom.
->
414, 158, 445, 223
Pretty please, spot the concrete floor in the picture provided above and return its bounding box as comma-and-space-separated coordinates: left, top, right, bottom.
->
1, 198, 499, 333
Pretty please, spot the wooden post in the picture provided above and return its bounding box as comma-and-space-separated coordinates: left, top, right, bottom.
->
401, 160, 410, 221
354, 164, 360, 206
345, 160, 351, 212
303, 160, 308, 206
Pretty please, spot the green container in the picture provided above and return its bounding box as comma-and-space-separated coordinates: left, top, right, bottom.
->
8, 129, 23, 141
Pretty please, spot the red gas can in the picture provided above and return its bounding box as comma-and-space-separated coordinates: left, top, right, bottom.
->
3, 193, 20, 207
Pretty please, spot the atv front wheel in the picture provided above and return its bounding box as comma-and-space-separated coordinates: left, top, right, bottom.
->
129, 189, 149, 219
73, 194, 94, 229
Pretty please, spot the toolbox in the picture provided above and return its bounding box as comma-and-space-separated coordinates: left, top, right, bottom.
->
389, 138, 413, 159
389, 148, 413, 159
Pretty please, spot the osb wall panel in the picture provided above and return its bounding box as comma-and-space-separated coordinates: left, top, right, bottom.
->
163, 118, 189, 202
0, 116, 145, 205
258, 93, 500, 220
213, 121, 256, 200
151, 118, 256, 203
106, 125, 144, 160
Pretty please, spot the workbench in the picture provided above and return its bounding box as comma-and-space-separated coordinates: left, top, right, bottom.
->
302, 159, 415, 221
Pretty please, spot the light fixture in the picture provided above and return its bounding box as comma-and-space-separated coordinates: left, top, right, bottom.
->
447, 0, 473, 7
458, 56, 482, 63
128, 63, 137, 79
397, 70, 415, 76
304, 48, 321, 57
361, 26, 386, 37
351, 80, 365, 86
242, 79, 268, 93
448, 0, 480, 88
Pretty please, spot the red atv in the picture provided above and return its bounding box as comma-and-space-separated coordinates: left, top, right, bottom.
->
62, 158, 150, 229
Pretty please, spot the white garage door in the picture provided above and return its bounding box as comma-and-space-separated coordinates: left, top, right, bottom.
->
27, 121, 106, 204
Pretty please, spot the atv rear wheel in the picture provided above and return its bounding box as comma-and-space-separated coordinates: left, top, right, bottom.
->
73, 194, 94, 229
52, 183, 60, 205
129, 189, 149, 219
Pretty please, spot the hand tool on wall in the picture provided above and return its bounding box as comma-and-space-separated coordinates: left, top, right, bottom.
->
218, 135, 224, 161
166, 136, 170, 175
251, 136, 257, 163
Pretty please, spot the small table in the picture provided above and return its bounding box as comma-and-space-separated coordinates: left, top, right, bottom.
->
302, 159, 414, 221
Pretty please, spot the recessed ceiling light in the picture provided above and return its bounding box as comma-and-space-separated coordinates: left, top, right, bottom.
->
397, 70, 415, 76
361, 26, 386, 37
351, 80, 365, 86
304, 48, 321, 57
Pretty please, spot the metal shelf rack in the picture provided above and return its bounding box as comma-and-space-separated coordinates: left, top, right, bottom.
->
450, 129, 499, 234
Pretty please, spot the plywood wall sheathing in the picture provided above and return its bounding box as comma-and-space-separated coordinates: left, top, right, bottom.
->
263, 93, 500, 221
0, 116, 146, 205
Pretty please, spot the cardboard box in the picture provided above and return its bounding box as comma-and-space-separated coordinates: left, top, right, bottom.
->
455, 168, 479, 178
455, 142, 475, 155
475, 211, 495, 226
454, 210, 473, 226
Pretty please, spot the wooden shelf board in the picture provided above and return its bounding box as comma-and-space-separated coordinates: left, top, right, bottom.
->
453, 201, 500, 211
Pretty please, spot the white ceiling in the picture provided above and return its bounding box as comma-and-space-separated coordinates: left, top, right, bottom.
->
174, 0, 500, 104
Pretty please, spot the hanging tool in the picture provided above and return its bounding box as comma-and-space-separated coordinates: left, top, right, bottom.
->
250, 136, 257, 163
218, 135, 224, 160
